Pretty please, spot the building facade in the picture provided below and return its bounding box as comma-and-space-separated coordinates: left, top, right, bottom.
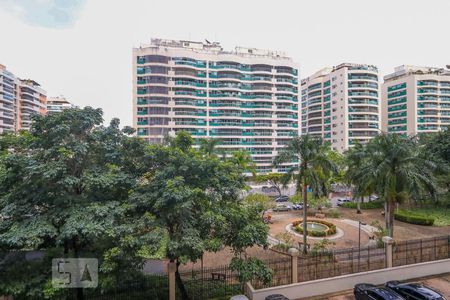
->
47, 95, 76, 113
133, 39, 299, 173
381, 65, 450, 135
301, 63, 380, 152
0, 64, 47, 133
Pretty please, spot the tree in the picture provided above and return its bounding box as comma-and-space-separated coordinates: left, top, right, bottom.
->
229, 149, 256, 176
130, 136, 269, 300
198, 138, 222, 157
274, 135, 337, 253
253, 173, 286, 196
345, 142, 374, 214
420, 128, 450, 206
0, 108, 149, 299
351, 134, 438, 237
244, 193, 273, 218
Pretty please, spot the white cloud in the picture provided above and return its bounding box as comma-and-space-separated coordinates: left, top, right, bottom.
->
0, 0, 86, 29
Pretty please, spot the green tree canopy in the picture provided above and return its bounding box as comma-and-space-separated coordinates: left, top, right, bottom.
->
349, 133, 439, 237
274, 135, 337, 253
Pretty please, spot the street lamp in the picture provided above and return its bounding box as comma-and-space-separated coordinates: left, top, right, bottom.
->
358, 221, 367, 271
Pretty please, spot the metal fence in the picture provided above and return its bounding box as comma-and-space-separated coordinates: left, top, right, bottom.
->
252, 257, 292, 289
297, 245, 386, 282
393, 235, 450, 267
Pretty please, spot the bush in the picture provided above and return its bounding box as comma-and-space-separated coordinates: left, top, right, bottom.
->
342, 200, 384, 209
325, 208, 341, 218
292, 219, 337, 236
394, 210, 435, 226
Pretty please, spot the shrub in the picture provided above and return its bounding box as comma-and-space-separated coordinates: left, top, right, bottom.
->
292, 219, 337, 236
325, 208, 341, 218
342, 200, 384, 209
394, 210, 435, 226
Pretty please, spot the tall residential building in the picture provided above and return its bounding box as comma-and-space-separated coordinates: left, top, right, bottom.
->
0, 64, 47, 133
47, 95, 76, 113
133, 39, 299, 173
0, 64, 17, 132
381, 65, 450, 135
301, 63, 380, 152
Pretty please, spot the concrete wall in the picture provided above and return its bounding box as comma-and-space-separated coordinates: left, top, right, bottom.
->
246, 258, 450, 300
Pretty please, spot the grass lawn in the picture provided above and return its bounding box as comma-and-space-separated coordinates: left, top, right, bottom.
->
407, 208, 450, 226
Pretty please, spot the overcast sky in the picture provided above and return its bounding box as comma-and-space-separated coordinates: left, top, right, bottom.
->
1, 0, 449, 127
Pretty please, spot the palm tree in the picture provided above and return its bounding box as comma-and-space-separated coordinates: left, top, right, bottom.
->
351, 134, 438, 237
274, 135, 337, 254
231, 149, 257, 176
199, 138, 222, 157
345, 142, 373, 214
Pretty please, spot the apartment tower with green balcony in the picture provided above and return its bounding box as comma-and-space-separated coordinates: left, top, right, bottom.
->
381, 65, 450, 135
132, 39, 299, 173
301, 63, 381, 152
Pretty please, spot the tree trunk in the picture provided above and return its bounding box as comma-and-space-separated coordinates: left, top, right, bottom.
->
73, 237, 84, 300
302, 180, 308, 254
357, 196, 362, 214
385, 200, 395, 237
175, 260, 190, 300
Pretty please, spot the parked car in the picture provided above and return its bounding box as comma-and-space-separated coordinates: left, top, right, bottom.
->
292, 203, 303, 210
369, 194, 379, 201
275, 195, 289, 202
337, 198, 352, 206
354, 283, 404, 300
386, 281, 446, 300
265, 294, 289, 300
273, 204, 292, 212
298, 202, 310, 208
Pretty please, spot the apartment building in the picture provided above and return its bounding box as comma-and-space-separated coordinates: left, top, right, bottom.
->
381, 65, 450, 135
0, 64, 47, 133
47, 95, 76, 113
132, 39, 299, 173
301, 63, 381, 152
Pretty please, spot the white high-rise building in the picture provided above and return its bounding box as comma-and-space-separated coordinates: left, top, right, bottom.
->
301, 63, 381, 152
381, 65, 450, 135
47, 96, 76, 113
132, 39, 300, 173
0, 64, 47, 133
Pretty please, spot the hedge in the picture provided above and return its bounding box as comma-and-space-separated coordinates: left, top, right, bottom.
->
292, 219, 337, 237
342, 201, 384, 209
394, 210, 435, 226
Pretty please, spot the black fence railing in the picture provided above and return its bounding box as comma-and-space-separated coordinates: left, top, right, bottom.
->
252, 257, 292, 289
393, 235, 450, 267
297, 245, 386, 282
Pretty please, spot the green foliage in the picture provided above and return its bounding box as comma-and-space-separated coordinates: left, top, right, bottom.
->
406, 207, 450, 226
370, 220, 389, 248
342, 201, 384, 209
198, 138, 222, 157
292, 219, 336, 237
253, 173, 287, 196
230, 257, 273, 286
325, 208, 341, 218
310, 239, 335, 256
344, 133, 439, 237
244, 193, 272, 212
394, 210, 435, 226
273, 232, 295, 252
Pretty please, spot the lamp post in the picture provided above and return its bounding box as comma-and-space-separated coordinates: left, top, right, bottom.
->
358, 221, 367, 271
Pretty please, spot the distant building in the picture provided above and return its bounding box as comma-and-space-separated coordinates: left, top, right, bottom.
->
47, 96, 76, 113
381, 65, 450, 135
132, 38, 300, 173
0, 64, 47, 133
301, 63, 381, 152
